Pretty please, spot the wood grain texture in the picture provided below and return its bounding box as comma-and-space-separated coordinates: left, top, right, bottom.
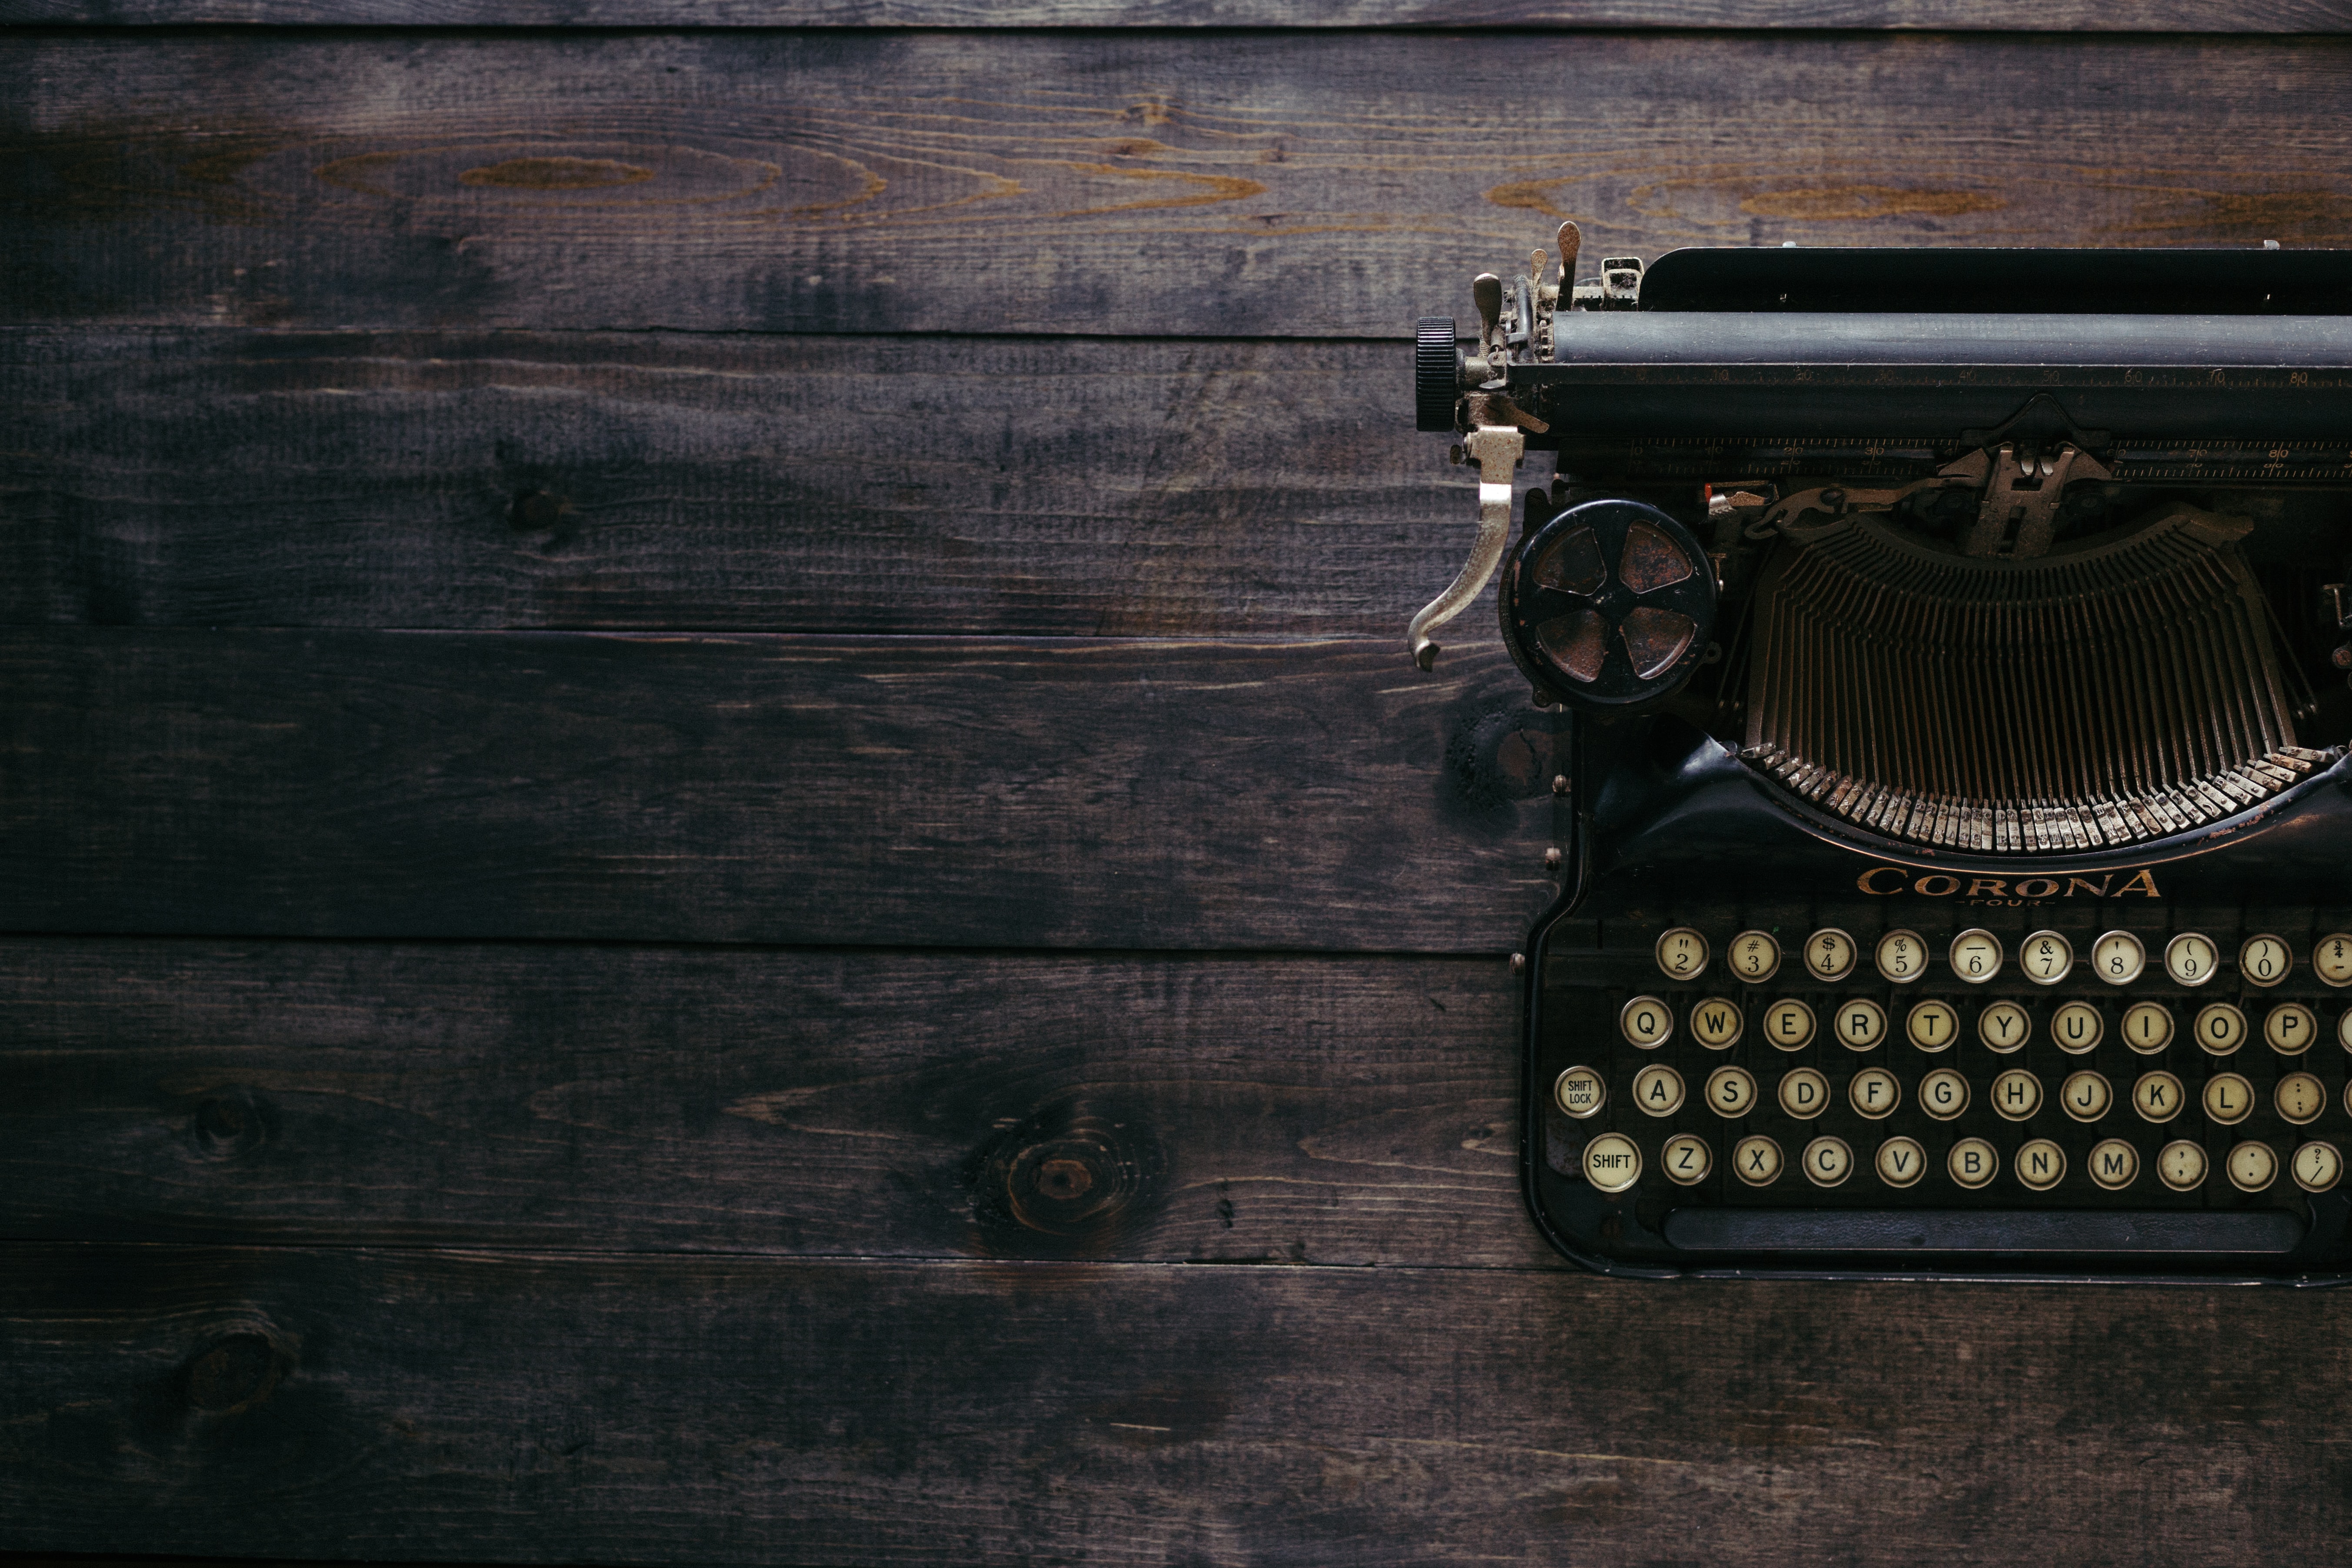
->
6, 1242, 2348, 1565
0, 330, 1479, 636
10, 0, 2352, 30
0, 938, 1547, 1266
0, 631, 1563, 948
9, 32, 2352, 335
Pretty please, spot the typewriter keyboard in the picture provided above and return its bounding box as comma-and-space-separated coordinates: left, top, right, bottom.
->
1537, 915, 2352, 1258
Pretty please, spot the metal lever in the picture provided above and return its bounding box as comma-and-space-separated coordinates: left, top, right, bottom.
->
1408, 421, 1524, 670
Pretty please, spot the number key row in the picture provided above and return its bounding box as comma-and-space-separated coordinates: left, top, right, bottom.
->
1656, 926, 2351, 987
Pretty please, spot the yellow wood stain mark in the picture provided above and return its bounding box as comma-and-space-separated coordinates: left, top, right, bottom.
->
1052, 162, 1267, 217
1739, 185, 2003, 220
459, 156, 654, 190
1490, 175, 2003, 226
2108, 187, 2352, 235
1486, 179, 1574, 220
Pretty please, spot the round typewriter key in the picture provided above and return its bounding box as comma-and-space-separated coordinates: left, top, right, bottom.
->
1991, 1069, 2042, 1122
1705, 1065, 1758, 1117
2318, 933, 2352, 988
1905, 999, 1958, 1052
2227, 1140, 2279, 1193
1655, 928, 1709, 981
2091, 931, 2146, 986
1689, 998, 1743, 1049
2165, 932, 2220, 988
2265, 1002, 2318, 1055
1632, 1063, 1686, 1117
2133, 1071, 2187, 1123
2342, 1009, 2352, 1051
1876, 928, 1929, 983
2051, 1001, 2104, 1055
1834, 998, 1887, 1051
2158, 1139, 2208, 1191
1948, 929, 2002, 983
1727, 930, 1780, 983
1804, 927, 1858, 982
2016, 1138, 2067, 1191
1802, 1135, 1854, 1188
1875, 1135, 1928, 1188
2088, 1138, 2140, 1191
1733, 1134, 1782, 1187
2122, 1001, 2175, 1054
1920, 1068, 1970, 1121
2193, 1002, 2247, 1056
2239, 934, 2292, 989
1662, 1133, 1712, 1186
2060, 1070, 2112, 1122
1978, 999, 2031, 1054
2203, 1071, 2255, 1125
1848, 1066, 1901, 1120
1583, 1133, 1643, 1194
2294, 1140, 2343, 1194
2276, 1072, 2326, 1125
2019, 930, 2074, 986
1947, 1137, 1999, 1189
1620, 995, 1673, 1049
1777, 1067, 1830, 1120
1762, 998, 1816, 1051
1553, 1065, 1606, 1119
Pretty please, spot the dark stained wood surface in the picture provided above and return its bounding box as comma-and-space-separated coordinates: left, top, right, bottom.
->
0, 331, 1475, 636
9, 33, 2352, 336
8, 0, 2352, 28
7, 1242, 2349, 1565
0, 939, 1545, 1265
0, 631, 1562, 948
9, 10, 2345, 1565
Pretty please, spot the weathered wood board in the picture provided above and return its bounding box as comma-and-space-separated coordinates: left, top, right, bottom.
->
0, 330, 1486, 636
8, 33, 2351, 336
0, 939, 1546, 1266
6, 0, 2349, 29
5, 1244, 2345, 1566
0, 631, 1563, 948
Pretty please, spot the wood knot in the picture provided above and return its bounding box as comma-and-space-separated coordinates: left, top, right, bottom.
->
190, 1087, 269, 1159
182, 1330, 289, 1413
508, 488, 571, 533
967, 1102, 1164, 1259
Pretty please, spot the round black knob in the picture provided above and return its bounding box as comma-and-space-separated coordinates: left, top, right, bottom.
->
1503, 498, 1716, 710
1416, 316, 1462, 432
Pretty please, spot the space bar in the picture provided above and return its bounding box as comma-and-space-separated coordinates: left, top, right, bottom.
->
1663, 1207, 2305, 1254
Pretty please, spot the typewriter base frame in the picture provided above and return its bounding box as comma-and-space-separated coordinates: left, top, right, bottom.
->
1519, 723, 2352, 1286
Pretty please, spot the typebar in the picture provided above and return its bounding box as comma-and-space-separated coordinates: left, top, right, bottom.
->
1663, 1208, 2305, 1254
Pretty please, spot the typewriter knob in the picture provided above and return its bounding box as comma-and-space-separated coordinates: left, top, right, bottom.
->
1502, 498, 1717, 710
1416, 316, 1462, 431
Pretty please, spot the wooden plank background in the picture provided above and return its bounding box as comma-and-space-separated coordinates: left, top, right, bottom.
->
6, 8, 2352, 1567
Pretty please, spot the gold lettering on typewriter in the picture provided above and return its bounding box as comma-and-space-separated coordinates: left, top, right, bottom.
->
1856, 865, 2165, 902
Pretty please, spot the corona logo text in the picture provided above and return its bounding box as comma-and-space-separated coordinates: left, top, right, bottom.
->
1857, 867, 2161, 900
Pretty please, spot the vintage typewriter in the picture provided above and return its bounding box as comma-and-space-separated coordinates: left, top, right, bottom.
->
1415, 226, 2352, 1281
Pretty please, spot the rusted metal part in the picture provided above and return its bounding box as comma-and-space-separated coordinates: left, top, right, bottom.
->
1960, 442, 2116, 558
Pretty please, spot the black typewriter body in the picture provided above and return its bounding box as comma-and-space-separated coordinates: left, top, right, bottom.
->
1411, 240, 2352, 1282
